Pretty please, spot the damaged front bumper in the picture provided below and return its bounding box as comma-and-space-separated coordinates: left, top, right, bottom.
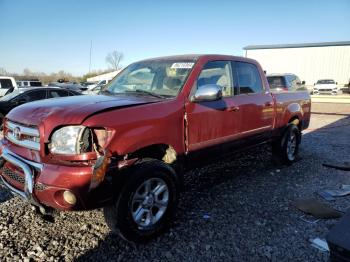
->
0, 147, 114, 212
0, 147, 44, 209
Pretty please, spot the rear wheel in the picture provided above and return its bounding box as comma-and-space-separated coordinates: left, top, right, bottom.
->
272, 124, 300, 165
103, 159, 179, 243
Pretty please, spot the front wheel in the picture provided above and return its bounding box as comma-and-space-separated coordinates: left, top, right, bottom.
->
272, 124, 301, 165
103, 159, 179, 243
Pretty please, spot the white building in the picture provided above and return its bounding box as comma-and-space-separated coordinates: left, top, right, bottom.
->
87, 69, 121, 82
244, 41, 350, 86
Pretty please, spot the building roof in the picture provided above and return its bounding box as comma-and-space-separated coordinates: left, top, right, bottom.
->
244, 41, 350, 50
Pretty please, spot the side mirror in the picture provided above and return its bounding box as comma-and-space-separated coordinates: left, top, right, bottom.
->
191, 84, 222, 102
302, 81, 305, 85
336, 82, 338, 85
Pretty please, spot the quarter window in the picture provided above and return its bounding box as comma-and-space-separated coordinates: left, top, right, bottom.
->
235, 62, 263, 94
197, 61, 233, 97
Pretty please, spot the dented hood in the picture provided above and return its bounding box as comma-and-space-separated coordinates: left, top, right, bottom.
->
7, 94, 161, 126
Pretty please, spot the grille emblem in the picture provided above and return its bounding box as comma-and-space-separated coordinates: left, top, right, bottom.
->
13, 127, 22, 140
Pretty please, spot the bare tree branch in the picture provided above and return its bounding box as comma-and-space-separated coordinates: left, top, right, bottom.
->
105, 51, 123, 70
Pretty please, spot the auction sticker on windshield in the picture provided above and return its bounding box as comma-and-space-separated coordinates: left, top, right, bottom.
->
171, 62, 194, 69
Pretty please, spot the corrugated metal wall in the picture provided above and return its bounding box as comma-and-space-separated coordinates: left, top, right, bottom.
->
246, 46, 350, 86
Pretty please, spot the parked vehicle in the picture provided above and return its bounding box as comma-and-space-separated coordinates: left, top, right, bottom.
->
48, 81, 85, 92
0, 55, 311, 243
82, 84, 103, 95
0, 87, 81, 124
313, 79, 341, 95
0, 76, 18, 97
85, 79, 112, 91
80, 82, 96, 89
267, 73, 308, 93
16, 80, 42, 88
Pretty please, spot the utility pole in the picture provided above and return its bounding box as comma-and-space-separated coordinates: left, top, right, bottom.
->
89, 40, 92, 73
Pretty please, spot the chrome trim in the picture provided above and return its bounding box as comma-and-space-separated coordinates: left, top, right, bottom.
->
6, 121, 39, 137
5, 121, 40, 151
0, 175, 27, 199
2, 147, 43, 171
0, 148, 43, 207
6, 133, 40, 151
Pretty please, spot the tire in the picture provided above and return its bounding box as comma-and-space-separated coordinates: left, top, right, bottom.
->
103, 159, 179, 243
272, 124, 301, 165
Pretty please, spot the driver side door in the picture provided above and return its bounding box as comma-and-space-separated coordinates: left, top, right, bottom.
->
185, 60, 241, 155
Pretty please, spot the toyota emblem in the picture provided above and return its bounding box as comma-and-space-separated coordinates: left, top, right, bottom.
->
13, 127, 21, 140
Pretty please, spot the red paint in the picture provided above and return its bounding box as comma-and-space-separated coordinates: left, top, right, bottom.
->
0, 55, 311, 211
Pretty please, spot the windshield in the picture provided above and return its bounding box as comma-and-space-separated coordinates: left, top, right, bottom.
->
317, 79, 335, 84
104, 60, 195, 98
0, 90, 21, 101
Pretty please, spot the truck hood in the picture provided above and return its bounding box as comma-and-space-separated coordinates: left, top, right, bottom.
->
6, 94, 162, 126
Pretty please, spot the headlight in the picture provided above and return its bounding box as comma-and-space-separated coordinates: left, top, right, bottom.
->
49, 126, 92, 154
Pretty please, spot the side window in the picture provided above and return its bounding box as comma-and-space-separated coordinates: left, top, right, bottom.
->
18, 90, 47, 102
197, 61, 233, 97
48, 90, 69, 98
23, 82, 28, 86
287, 75, 297, 90
235, 62, 263, 94
0, 79, 14, 89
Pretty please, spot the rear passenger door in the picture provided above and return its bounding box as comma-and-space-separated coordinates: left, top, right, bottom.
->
232, 61, 274, 139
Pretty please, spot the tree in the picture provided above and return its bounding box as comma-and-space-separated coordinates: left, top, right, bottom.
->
0, 67, 8, 76
105, 50, 123, 70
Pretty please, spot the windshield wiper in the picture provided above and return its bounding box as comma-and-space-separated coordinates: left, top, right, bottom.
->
124, 89, 165, 98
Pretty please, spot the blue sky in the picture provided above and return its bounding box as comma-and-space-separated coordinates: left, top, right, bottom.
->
0, 0, 349, 76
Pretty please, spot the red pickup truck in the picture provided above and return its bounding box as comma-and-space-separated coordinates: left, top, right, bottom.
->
0, 55, 311, 242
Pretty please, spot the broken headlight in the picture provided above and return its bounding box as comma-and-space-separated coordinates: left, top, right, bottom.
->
49, 126, 92, 155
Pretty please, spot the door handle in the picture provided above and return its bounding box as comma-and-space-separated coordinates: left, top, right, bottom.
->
226, 106, 240, 112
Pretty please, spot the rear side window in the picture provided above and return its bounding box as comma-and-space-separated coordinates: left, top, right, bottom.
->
48, 90, 70, 98
198, 61, 233, 97
235, 62, 263, 94
267, 76, 286, 89
0, 79, 14, 89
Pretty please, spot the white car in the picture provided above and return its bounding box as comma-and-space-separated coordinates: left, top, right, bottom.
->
16, 80, 42, 87
0, 76, 18, 97
313, 79, 341, 95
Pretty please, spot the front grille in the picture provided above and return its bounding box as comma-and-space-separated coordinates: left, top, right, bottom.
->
1, 166, 46, 191
3, 166, 25, 184
5, 120, 40, 151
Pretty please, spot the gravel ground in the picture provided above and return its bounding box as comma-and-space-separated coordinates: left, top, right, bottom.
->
1, 102, 350, 261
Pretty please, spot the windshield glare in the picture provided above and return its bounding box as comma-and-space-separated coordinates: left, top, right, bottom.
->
104, 60, 195, 98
